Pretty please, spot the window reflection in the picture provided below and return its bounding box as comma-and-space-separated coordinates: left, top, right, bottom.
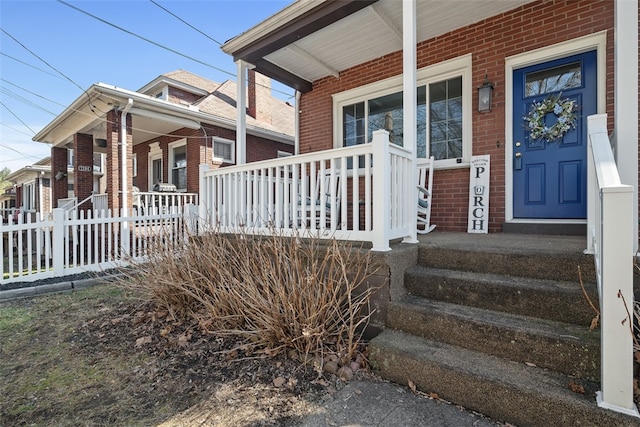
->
525, 62, 581, 97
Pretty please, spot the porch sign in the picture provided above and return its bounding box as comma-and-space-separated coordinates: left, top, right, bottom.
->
467, 155, 490, 233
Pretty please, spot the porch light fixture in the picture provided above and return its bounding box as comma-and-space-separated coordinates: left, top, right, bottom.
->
54, 170, 67, 181
477, 75, 494, 112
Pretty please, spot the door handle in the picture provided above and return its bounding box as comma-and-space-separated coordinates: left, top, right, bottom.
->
515, 152, 522, 170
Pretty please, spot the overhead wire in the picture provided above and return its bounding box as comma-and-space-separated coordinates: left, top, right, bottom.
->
0, 52, 66, 80
55, 0, 294, 99
0, 27, 104, 116
149, 0, 222, 45
0, 101, 36, 135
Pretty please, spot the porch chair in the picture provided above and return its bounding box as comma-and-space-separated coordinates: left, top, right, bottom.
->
417, 156, 436, 234
298, 168, 341, 229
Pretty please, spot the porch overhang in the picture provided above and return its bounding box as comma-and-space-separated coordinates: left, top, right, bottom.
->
221, 0, 536, 93
33, 83, 294, 148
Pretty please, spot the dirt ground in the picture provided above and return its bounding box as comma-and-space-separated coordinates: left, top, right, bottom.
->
0, 284, 370, 427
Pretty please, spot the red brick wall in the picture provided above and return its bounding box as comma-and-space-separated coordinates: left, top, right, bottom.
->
106, 110, 133, 212
167, 87, 201, 105
299, 0, 614, 232
133, 125, 293, 193
51, 146, 68, 208
73, 133, 94, 212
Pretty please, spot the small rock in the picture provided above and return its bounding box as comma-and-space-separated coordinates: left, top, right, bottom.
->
349, 361, 360, 373
273, 376, 286, 387
323, 361, 339, 374
337, 366, 353, 382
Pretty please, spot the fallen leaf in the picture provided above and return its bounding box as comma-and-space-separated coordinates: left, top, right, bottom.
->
428, 392, 440, 400
408, 379, 417, 393
135, 336, 152, 347
273, 377, 286, 387
524, 362, 537, 368
568, 380, 585, 394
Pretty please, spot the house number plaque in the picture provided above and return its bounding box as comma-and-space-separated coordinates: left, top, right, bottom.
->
77, 165, 92, 172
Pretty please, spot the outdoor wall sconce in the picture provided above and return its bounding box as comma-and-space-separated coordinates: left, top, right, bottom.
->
477, 75, 494, 112
55, 171, 67, 181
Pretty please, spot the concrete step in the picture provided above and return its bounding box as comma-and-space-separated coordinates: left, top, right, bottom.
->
416, 234, 596, 283
404, 266, 599, 326
369, 329, 637, 427
388, 296, 600, 380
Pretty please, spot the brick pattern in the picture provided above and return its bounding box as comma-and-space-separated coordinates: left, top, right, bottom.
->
73, 133, 94, 212
299, 0, 615, 232
51, 146, 68, 208
105, 111, 133, 212
132, 125, 294, 193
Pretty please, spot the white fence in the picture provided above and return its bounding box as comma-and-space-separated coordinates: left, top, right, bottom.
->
199, 130, 414, 251
585, 114, 638, 417
1, 205, 197, 285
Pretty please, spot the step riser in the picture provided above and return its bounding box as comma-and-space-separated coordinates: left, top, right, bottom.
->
417, 247, 596, 283
369, 331, 636, 427
388, 301, 600, 380
404, 270, 599, 326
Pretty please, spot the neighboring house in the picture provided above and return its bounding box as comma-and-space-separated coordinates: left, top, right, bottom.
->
32, 70, 294, 213
221, 0, 638, 243
0, 186, 16, 223
3, 154, 104, 220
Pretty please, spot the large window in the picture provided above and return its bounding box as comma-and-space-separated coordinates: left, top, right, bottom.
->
334, 55, 471, 167
169, 140, 187, 190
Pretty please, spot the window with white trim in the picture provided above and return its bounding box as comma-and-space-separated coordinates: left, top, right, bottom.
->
213, 137, 235, 163
169, 139, 187, 191
333, 55, 472, 167
148, 142, 163, 188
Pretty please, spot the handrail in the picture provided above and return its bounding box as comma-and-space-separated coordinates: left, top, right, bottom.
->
586, 114, 638, 417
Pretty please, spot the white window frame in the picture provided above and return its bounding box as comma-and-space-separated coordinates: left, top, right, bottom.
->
168, 139, 187, 191
148, 141, 163, 189
212, 137, 235, 164
277, 150, 293, 158
332, 54, 472, 169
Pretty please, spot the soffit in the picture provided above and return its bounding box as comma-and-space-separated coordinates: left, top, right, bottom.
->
234, 0, 536, 90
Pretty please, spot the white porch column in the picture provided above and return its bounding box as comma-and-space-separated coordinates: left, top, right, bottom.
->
236, 60, 248, 165
402, 0, 418, 244
615, 0, 638, 253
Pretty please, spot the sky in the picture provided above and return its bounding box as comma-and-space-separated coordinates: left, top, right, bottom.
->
0, 0, 293, 173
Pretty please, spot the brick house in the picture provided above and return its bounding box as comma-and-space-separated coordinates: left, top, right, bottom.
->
220, 0, 637, 243
4, 155, 103, 221
33, 70, 294, 213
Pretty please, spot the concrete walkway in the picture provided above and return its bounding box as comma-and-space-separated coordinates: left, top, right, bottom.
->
300, 380, 504, 427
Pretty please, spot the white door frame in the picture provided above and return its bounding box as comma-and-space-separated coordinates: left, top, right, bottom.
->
504, 31, 607, 223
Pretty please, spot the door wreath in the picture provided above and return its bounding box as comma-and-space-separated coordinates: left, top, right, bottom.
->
524, 92, 577, 142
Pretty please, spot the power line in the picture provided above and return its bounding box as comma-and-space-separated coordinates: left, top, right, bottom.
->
0, 122, 34, 138
0, 27, 103, 116
1, 78, 67, 108
57, 0, 231, 76
55, 0, 294, 99
150, 0, 222, 45
0, 87, 59, 116
0, 141, 48, 161
0, 101, 36, 135
0, 52, 66, 80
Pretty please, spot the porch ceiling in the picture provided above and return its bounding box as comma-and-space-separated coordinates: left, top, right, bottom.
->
223, 0, 535, 92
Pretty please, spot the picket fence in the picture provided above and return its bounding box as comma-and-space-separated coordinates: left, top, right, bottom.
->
1, 204, 198, 285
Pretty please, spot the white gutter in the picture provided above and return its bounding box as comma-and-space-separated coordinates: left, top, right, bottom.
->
121, 99, 133, 216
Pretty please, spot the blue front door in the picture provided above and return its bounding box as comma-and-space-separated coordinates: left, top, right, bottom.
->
513, 51, 597, 219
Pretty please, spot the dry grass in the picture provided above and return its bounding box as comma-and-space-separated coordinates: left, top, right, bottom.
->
119, 227, 383, 371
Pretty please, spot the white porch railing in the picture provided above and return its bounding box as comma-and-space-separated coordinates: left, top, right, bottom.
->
199, 130, 413, 251
1, 205, 198, 284
133, 191, 198, 215
585, 114, 639, 417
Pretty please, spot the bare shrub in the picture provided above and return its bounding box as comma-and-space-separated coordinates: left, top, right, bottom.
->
120, 227, 382, 368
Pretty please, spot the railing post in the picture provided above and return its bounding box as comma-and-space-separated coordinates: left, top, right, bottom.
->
199, 163, 210, 233
371, 130, 391, 251
597, 184, 638, 416
51, 208, 64, 277
586, 114, 608, 254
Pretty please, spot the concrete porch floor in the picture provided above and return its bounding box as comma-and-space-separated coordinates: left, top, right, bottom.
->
415, 230, 589, 255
